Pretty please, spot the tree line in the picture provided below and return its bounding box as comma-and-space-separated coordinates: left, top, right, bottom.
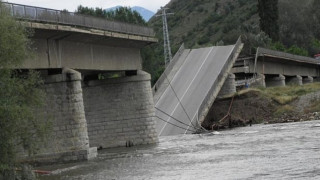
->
75, 5, 146, 25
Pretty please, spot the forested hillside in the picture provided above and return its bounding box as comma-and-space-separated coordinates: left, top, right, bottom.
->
142, 0, 320, 84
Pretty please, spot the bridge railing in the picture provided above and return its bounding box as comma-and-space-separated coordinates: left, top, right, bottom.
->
2, 2, 155, 37
152, 43, 185, 95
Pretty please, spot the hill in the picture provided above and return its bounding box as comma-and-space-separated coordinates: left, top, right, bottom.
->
105, 6, 155, 21
149, 0, 260, 52
143, 0, 320, 84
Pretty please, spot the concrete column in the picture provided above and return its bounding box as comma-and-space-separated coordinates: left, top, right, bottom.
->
265, 74, 286, 87
286, 75, 302, 86
313, 77, 320, 82
218, 73, 236, 98
251, 74, 266, 88
303, 76, 313, 84
83, 70, 158, 149
27, 69, 97, 164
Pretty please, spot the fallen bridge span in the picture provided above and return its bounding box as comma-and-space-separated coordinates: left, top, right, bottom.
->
153, 39, 243, 136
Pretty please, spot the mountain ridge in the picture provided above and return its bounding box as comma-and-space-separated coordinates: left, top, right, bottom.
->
105, 6, 155, 21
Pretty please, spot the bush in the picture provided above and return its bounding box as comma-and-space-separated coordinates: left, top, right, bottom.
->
0, 2, 48, 177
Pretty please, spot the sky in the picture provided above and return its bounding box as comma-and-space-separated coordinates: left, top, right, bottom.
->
5, 0, 171, 13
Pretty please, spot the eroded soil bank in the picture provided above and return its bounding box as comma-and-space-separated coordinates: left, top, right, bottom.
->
202, 83, 320, 130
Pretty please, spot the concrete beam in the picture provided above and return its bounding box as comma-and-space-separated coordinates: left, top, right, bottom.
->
20, 21, 158, 43
231, 66, 249, 73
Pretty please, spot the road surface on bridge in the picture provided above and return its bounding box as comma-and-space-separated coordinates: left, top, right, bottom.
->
154, 45, 236, 136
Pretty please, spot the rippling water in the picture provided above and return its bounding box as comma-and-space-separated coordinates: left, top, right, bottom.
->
40, 120, 320, 180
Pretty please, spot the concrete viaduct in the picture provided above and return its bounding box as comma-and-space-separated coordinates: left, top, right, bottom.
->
4, 2, 159, 163
231, 47, 320, 88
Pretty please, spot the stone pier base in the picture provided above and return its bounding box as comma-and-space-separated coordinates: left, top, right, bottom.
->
83, 70, 158, 149
265, 74, 286, 87
27, 69, 97, 164
218, 73, 236, 98
286, 75, 302, 86
303, 76, 313, 84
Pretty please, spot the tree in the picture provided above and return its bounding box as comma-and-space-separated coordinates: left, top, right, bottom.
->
76, 6, 146, 25
105, 7, 146, 25
0, 2, 48, 178
258, 0, 279, 41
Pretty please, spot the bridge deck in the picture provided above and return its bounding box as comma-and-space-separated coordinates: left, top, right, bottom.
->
3, 2, 154, 37
154, 40, 242, 136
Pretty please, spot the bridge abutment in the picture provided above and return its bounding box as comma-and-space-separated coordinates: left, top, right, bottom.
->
82, 70, 158, 149
218, 73, 236, 98
265, 74, 286, 87
31, 69, 97, 164
303, 76, 313, 84
286, 75, 303, 86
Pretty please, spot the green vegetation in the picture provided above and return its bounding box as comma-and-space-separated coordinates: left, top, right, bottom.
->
260, 83, 320, 105
304, 99, 320, 113
258, 0, 279, 41
76, 6, 146, 25
274, 105, 294, 117
236, 83, 320, 117
0, 2, 48, 178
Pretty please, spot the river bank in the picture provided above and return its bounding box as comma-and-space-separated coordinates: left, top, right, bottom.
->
202, 83, 320, 130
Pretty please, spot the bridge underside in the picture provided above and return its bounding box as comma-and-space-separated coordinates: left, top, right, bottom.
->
19, 22, 156, 71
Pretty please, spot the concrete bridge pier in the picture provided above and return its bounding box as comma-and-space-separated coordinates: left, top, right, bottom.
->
286, 75, 302, 86
218, 73, 236, 98
251, 74, 266, 88
313, 77, 320, 82
265, 74, 286, 87
31, 68, 97, 164
82, 70, 158, 149
302, 76, 313, 84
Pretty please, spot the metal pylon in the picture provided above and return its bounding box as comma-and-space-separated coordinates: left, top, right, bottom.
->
156, 7, 174, 67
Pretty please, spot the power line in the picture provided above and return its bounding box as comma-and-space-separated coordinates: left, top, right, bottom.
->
155, 115, 196, 133
155, 107, 198, 130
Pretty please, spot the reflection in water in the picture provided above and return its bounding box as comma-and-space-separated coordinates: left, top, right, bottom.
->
40, 120, 320, 180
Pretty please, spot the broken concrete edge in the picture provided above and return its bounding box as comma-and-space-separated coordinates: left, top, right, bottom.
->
84, 70, 151, 87
19, 21, 158, 43
152, 43, 186, 95
198, 38, 244, 124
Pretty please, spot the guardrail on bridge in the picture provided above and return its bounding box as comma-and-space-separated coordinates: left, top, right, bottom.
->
2, 2, 155, 37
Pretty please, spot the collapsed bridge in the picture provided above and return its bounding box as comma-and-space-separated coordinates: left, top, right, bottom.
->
153, 39, 243, 136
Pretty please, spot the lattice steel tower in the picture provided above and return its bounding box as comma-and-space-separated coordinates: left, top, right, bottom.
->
156, 7, 174, 67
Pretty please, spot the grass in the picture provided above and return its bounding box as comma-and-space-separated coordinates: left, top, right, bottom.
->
234, 83, 320, 116
258, 83, 320, 105
304, 99, 320, 113
273, 105, 295, 117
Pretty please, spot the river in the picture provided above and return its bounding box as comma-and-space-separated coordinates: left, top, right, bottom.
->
39, 120, 320, 180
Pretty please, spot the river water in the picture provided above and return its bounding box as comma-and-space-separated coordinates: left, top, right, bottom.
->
40, 120, 320, 180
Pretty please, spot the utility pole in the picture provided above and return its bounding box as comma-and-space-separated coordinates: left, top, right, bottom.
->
156, 7, 174, 67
